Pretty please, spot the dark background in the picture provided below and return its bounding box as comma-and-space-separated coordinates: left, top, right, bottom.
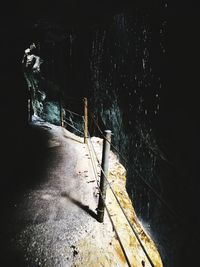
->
0, 1, 200, 266
1, 1, 199, 131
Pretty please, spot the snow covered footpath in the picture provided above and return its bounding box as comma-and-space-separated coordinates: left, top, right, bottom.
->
9, 118, 163, 267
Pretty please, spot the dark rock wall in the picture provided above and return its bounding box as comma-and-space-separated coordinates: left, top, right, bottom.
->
2, 2, 199, 267
87, 7, 200, 266
88, 10, 175, 266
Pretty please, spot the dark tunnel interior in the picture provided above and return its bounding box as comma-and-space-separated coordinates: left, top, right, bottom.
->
1, 1, 200, 266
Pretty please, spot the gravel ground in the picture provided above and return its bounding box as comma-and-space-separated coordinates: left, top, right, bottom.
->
0, 118, 121, 267
0, 117, 163, 267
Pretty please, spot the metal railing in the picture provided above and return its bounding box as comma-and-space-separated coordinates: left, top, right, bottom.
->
46, 94, 189, 267
58, 97, 157, 266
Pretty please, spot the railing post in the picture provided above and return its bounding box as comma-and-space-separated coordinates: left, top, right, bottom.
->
84, 97, 88, 143
97, 130, 112, 222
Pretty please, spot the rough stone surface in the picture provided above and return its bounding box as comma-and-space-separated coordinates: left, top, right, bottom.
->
0, 117, 162, 267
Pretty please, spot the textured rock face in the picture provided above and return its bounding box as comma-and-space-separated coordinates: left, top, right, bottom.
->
87, 11, 173, 265
88, 137, 163, 267
22, 9, 169, 263
20, 4, 199, 266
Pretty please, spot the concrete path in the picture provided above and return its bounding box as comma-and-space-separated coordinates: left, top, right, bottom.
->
0, 119, 102, 266
0, 118, 163, 267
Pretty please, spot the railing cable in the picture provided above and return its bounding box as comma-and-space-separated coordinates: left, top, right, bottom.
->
87, 134, 155, 267
63, 107, 84, 119
61, 101, 155, 266
86, 135, 132, 267
64, 117, 81, 128
90, 113, 179, 220
63, 120, 84, 135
